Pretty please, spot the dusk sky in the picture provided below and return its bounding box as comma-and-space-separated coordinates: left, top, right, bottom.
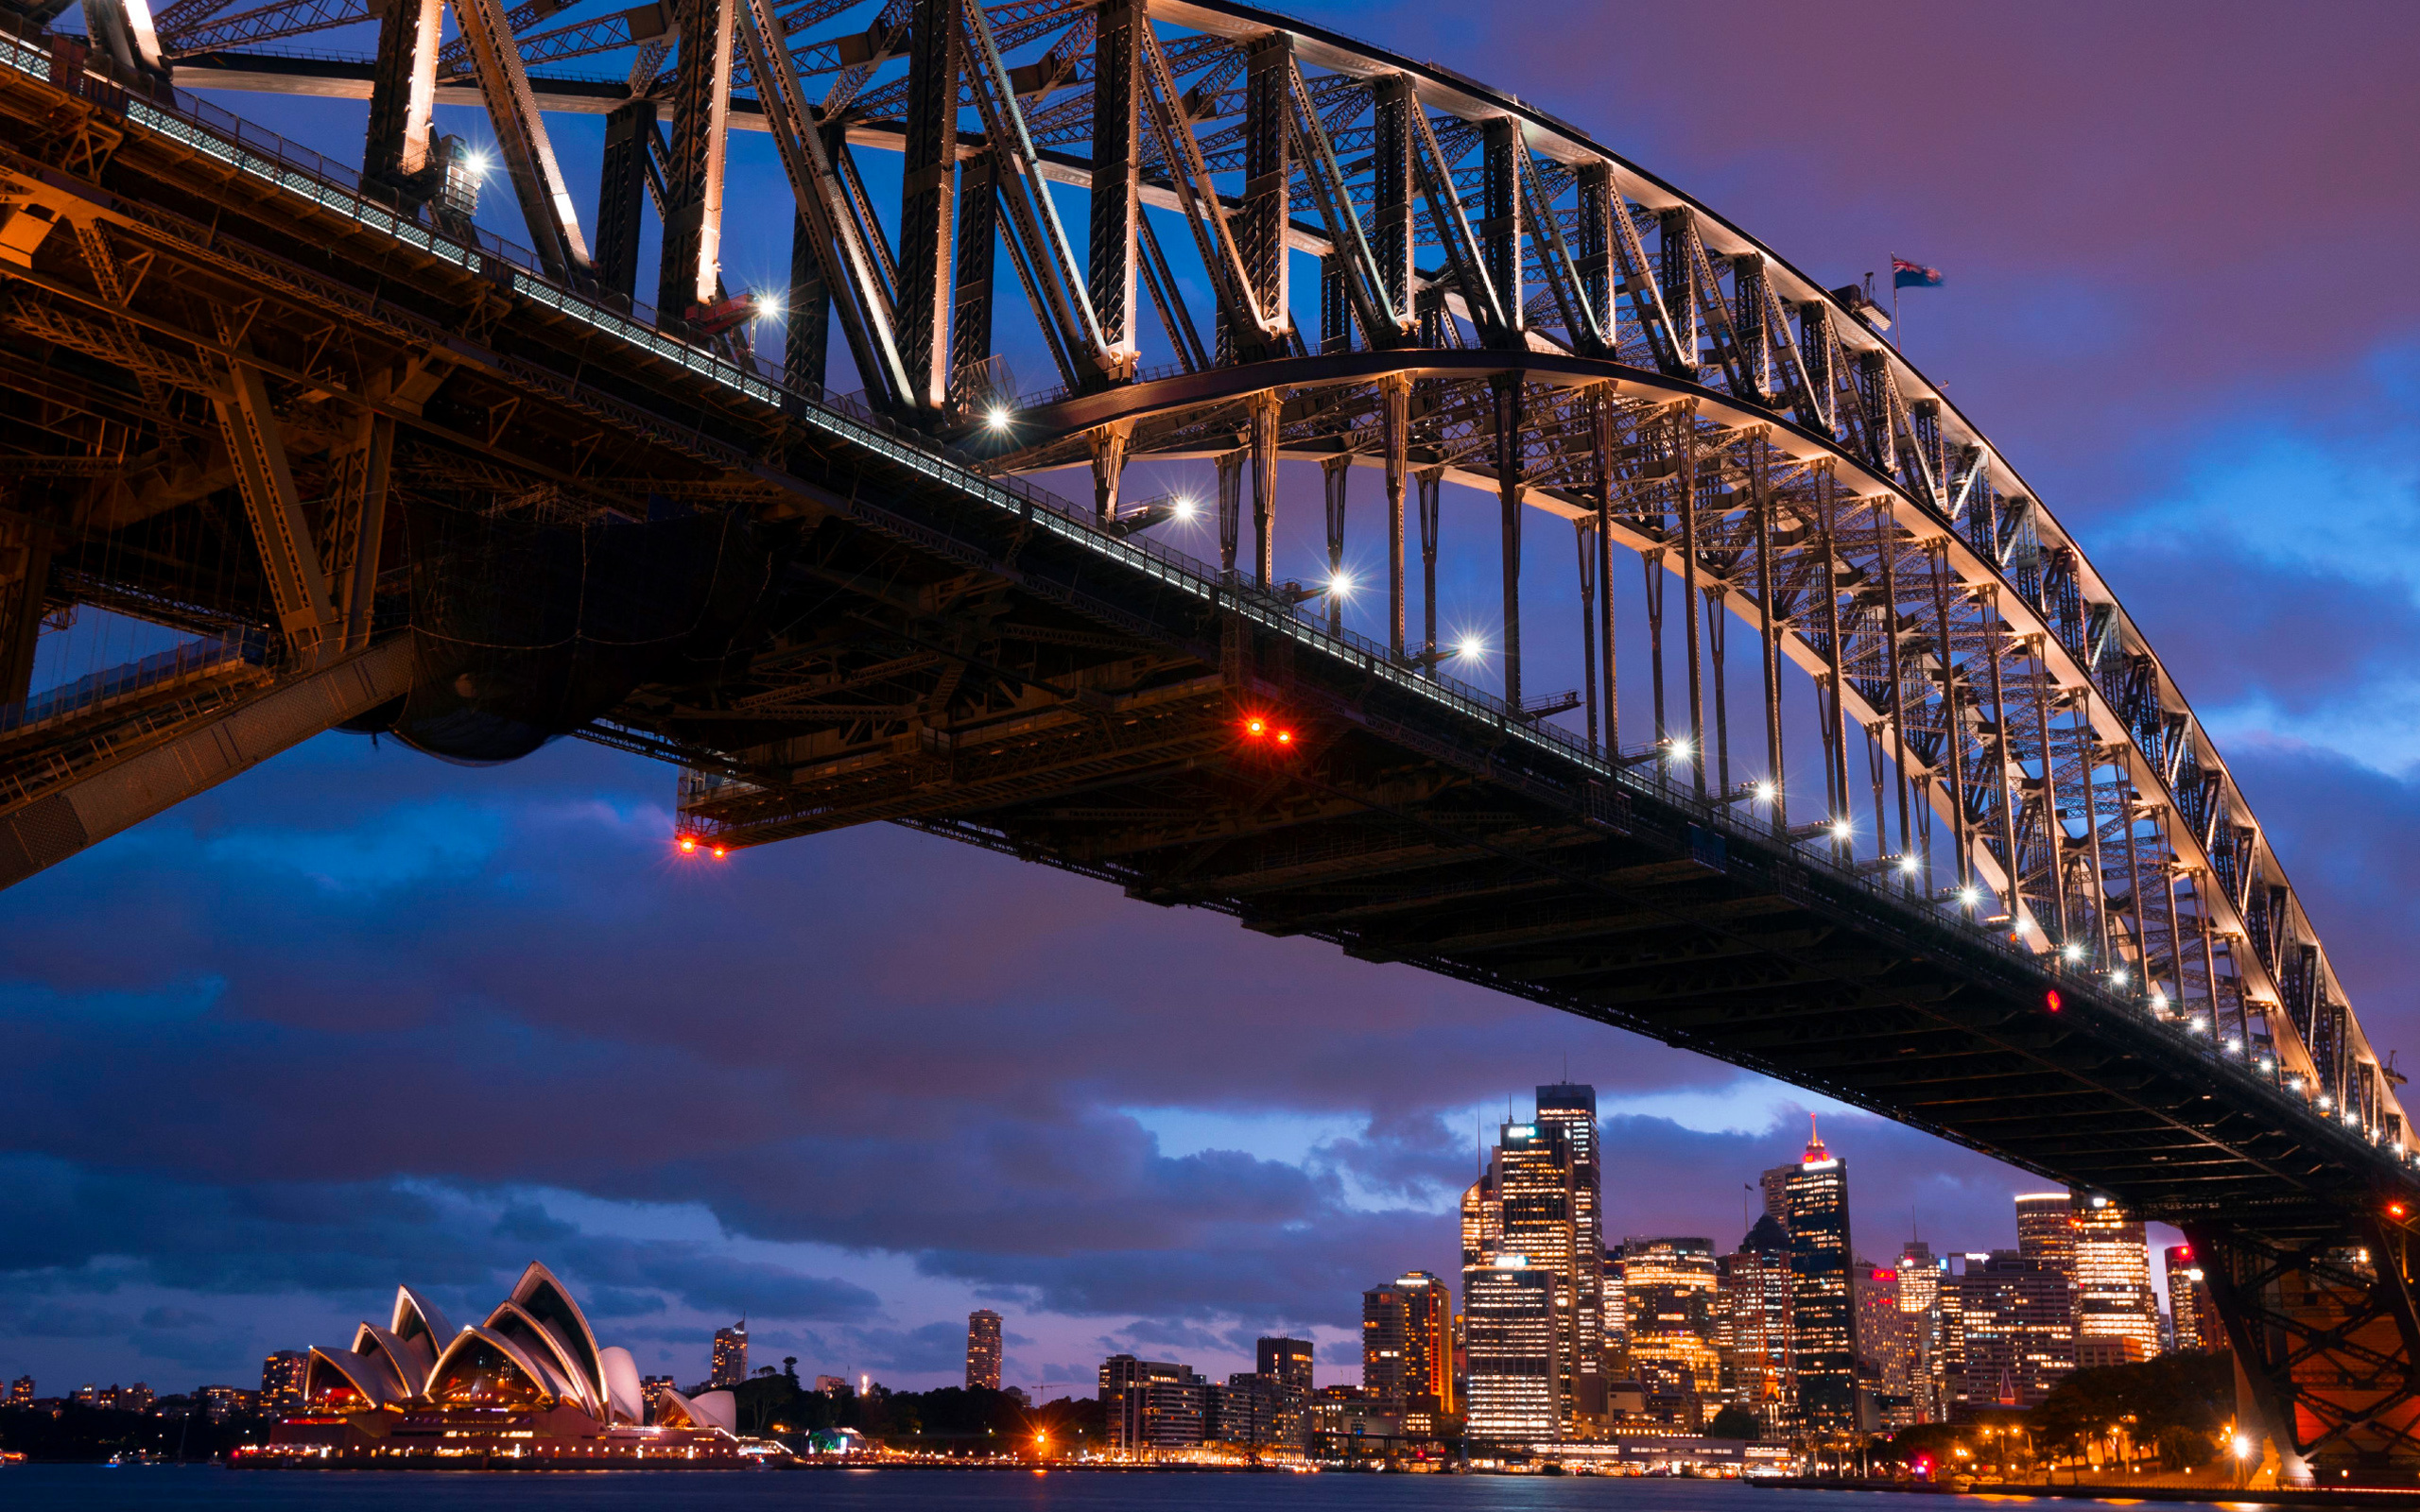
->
7, 0, 2420, 1399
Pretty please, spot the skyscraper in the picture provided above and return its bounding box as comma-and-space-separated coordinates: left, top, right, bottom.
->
1534, 1082, 1605, 1418
1362, 1271, 1454, 1415
1948, 1251, 2073, 1414
711, 1322, 749, 1388
1785, 1118, 1859, 1431
2014, 1193, 2076, 1273
2164, 1244, 2223, 1353
1621, 1237, 1720, 1400
1716, 1215, 1792, 1433
1257, 1336, 1314, 1393
2073, 1196, 2159, 1363
1462, 1255, 1559, 1445
1897, 1239, 1945, 1422
966, 1309, 1003, 1391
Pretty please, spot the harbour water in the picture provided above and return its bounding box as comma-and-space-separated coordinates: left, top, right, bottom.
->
0, 1468, 2264, 1512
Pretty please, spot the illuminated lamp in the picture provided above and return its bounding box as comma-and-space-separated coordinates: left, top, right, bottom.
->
677, 836, 698, 854
1245, 717, 1268, 738
2045, 988, 2063, 1014
1275, 729, 1294, 745
711, 846, 727, 859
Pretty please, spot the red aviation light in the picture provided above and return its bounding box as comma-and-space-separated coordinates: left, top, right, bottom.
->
1275, 729, 1294, 745
677, 835, 699, 854
711, 846, 728, 860
2392, 1202, 2409, 1220
2045, 988, 2064, 1014
1244, 716, 1268, 738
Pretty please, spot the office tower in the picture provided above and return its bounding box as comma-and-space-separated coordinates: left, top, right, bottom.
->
2073, 1196, 2159, 1364
1257, 1336, 1314, 1393
1603, 1246, 1628, 1342
1717, 1215, 1792, 1433
1855, 1263, 1918, 1427
1362, 1271, 1454, 1415
1621, 1237, 1720, 1399
1760, 1164, 1797, 1224
2164, 1244, 2224, 1353
1479, 1102, 1602, 1430
1897, 1240, 1945, 1422
1948, 1251, 2075, 1415
1533, 1081, 1605, 1418
261, 1350, 308, 1414
2014, 1192, 2075, 1269
711, 1322, 749, 1387
1461, 1163, 1501, 1267
966, 1309, 1004, 1391
1784, 1119, 1859, 1432
1100, 1355, 1204, 1452
1462, 1255, 1560, 1444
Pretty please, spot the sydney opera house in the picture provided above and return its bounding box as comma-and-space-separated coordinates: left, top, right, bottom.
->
260, 1263, 754, 1464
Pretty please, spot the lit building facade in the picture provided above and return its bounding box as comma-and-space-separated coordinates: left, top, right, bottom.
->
262, 1350, 308, 1414
709, 1323, 748, 1389
1947, 1250, 2074, 1415
2072, 1196, 2160, 1363
1715, 1216, 1792, 1433
1784, 1120, 1860, 1432
2164, 1244, 2223, 1353
1463, 1091, 1604, 1432
1101, 1356, 1204, 1453
965, 1310, 1003, 1391
262, 1263, 746, 1463
1257, 1336, 1314, 1392
1534, 1082, 1606, 1419
1362, 1271, 1454, 1415
1462, 1256, 1559, 1445
1621, 1237, 1720, 1399
1896, 1240, 1945, 1422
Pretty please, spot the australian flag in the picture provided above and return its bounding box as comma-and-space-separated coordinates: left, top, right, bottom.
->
1893, 256, 1945, 289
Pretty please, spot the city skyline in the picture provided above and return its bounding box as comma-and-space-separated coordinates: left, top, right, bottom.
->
0, 1093, 2198, 1402
4, 0, 2416, 1414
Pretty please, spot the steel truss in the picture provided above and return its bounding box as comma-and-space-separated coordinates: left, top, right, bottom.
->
2, 0, 2414, 1476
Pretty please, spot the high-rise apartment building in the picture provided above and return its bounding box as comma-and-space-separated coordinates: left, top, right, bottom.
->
641, 1376, 676, 1420
9, 1374, 31, 1406
2073, 1196, 2159, 1363
1362, 1271, 1454, 1415
1760, 1164, 1796, 1225
261, 1350, 308, 1414
2163, 1245, 2223, 1353
1716, 1215, 1792, 1433
1462, 1255, 1559, 1445
1621, 1237, 1720, 1398
1785, 1120, 1860, 1432
1257, 1336, 1314, 1393
1461, 1088, 1605, 1432
1855, 1263, 1914, 1419
1101, 1355, 1205, 1453
711, 1322, 749, 1388
965, 1309, 1004, 1390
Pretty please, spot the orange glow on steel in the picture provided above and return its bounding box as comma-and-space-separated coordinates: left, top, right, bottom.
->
2045, 989, 2063, 1013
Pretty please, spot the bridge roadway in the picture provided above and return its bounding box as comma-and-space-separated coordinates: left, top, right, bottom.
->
3, 0, 2420, 1478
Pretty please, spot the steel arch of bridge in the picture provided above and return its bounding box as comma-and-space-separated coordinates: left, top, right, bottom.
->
99, 0, 2395, 1156
5, 0, 2420, 1479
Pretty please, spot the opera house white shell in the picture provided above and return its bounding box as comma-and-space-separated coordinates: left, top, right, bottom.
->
264, 1262, 752, 1464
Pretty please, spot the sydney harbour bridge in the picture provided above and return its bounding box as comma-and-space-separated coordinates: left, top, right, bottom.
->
0, 0, 2413, 1478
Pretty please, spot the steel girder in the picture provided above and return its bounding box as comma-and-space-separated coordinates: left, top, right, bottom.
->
6, 1, 2417, 1470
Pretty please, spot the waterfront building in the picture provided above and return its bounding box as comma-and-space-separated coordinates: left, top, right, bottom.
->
1784, 1119, 1859, 1432
1715, 1215, 1792, 1434
965, 1309, 1003, 1391
2165, 1244, 2223, 1353
121, 1382, 153, 1413
1257, 1335, 1314, 1393
199, 1384, 256, 1421
1461, 1254, 1559, 1445
1621, 1237, 1720, 1400
264, 1262, 745, 1463
1948, 1250, 2074, 1415
1207, 1371, 1302, 1450
262, 1349, 308, 1414
1362, 1271, 1454, 1416
1100, 1355, 1204, 1453
2073, 1196, 2160, 1363
8, 1374, 29, 1405
710, 1322, 749, 1388
1534, 1082, 1607, 1418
